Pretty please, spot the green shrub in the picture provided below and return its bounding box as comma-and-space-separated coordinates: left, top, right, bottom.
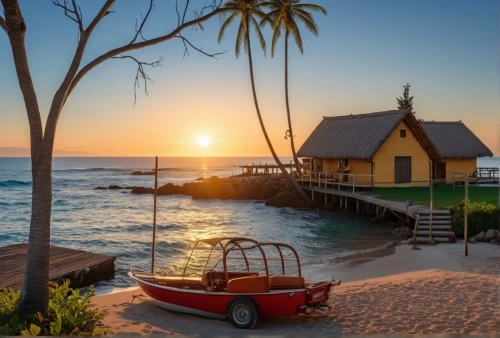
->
449, 200, 500, 237
0, 280, 107, 336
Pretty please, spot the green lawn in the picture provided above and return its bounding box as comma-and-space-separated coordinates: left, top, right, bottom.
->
371, 186, 499, 209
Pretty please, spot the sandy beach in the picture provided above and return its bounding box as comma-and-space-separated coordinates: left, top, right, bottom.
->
92, 241, 499, 335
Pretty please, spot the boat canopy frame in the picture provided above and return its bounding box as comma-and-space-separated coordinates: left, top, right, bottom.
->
181, 237, 302, 281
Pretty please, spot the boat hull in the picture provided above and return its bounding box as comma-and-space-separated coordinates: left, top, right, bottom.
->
130, 273, 331, 318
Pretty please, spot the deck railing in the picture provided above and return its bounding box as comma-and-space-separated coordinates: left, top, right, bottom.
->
301, 171, 374, 192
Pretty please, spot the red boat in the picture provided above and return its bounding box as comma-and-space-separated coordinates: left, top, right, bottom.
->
130, 237, 340, 329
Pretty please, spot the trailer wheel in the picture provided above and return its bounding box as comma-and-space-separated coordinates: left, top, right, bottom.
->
228, 296, 258, 329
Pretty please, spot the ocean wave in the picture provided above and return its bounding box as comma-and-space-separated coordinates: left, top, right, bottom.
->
52, 168, 130, 173
0, 179, 31, 187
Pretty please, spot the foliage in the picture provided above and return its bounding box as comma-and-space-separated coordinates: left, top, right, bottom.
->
449, 200, 500, 237
396, 82, 414, 112
261, 0, 327, 57
372, 186, 499, 209
218, 0, 270, 57
0, 281, 107, 336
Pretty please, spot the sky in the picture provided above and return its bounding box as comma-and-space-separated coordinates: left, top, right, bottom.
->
0, 0, 498, 157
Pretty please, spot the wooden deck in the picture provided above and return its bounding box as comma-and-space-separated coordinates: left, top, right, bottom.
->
0, 243, 116, 291
302, 185, 449, 219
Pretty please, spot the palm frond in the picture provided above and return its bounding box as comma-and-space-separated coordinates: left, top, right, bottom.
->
270, 22, 283, 57
288, 18, 303, 53
218, 12, 239, 43
235, 18, 247, 58
251, 16, 267, 56
294, 3, 327, 15
292, 10, 319, 36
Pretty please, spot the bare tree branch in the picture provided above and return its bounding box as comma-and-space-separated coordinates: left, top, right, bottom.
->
112, 54, 163, 105
181, 0, 190, 25
53, 0, 83, 34
42, 0, 116, 159
176, 34, 226, 59
129, 0, 153, 45
66, 4, 223, 99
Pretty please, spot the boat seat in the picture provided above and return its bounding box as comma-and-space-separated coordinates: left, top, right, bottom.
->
269, 275, 305, 289
226, 276, 269, 293
202, 271, 259, 287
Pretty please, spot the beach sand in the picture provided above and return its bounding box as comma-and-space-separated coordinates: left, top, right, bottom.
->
92, 242, 499, 335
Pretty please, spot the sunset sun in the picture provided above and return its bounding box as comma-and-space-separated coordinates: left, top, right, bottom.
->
198, 136, 210, 148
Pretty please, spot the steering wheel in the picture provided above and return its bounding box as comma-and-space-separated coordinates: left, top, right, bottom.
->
206, 270, 219, 291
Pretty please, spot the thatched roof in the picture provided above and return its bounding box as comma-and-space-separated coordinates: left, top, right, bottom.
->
420, 122, 493, 159
297, 110, 441, 160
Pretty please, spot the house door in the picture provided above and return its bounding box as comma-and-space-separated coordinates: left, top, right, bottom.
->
395, 157, 411, 184
434, 162, 446, 180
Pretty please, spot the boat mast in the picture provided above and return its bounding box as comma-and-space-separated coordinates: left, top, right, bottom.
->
151, 156, 158, 274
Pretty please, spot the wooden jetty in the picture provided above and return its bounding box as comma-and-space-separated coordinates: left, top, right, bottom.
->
0, 244, 116, 291
239, 162, 297, 175
301, 185, 456, 244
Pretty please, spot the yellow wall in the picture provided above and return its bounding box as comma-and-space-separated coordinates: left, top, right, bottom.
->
444, 158, 477, 183
316, 158, 372, 185
372, 121, 430, 187
323, 159, 338, 172
312, 121, 433, 187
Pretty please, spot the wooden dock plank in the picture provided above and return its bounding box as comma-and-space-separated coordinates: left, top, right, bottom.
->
0, 244, 116, 291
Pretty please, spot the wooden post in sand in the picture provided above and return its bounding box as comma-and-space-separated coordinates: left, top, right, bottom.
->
464, 172, 469, 256
151, 156, 158, 274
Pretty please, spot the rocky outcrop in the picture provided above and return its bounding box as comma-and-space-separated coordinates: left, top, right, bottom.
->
468, 229, 499, 244
484, 229, 497, 242
130, 187, 154, 194
124, 174, 302, 205
265, 191, 309, 208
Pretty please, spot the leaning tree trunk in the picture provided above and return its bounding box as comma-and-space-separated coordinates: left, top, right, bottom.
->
284, 32, 302, 176
2, 0, 50, 316
245, 30, 309, 201
18, 156, 53, 316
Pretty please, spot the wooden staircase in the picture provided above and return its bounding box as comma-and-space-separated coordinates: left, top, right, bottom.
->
407, 211, 457, 244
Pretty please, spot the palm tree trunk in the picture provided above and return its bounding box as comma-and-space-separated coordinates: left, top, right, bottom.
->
284, 32, 302, 176
245, 29, 309, 201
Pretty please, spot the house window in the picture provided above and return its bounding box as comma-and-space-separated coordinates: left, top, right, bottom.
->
400, 129, 407, 138
338, 158, 349, 169
314, 158, 323, 171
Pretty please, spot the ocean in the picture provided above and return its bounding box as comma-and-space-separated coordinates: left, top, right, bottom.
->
1, 157, 497, 290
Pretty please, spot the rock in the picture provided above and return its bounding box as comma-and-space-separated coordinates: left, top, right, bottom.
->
484, 229, 498, 242
157, 183, 184, 196
468, 236, 478, 243
131, 171, 143, 175
108, 185, 122, 190
265, 191, 306, 208
94, 186, 107, 190
475, 231, 486, 242
496, 230, 500, 238
130, 187, 154, 194
391, 226, 412, 239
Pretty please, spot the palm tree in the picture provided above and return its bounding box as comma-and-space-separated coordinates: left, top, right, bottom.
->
261, 0, 326, 176
219, 0, 309, 201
